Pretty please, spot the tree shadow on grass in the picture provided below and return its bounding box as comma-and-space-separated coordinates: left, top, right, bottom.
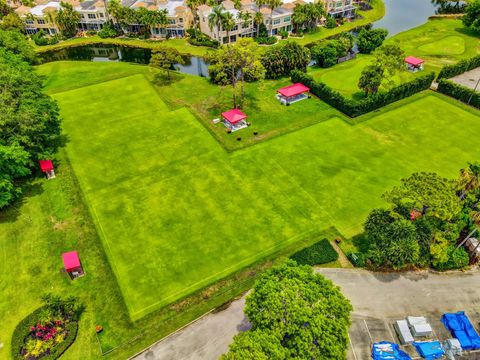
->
151, 72, 183, 87
351, 233, 370, 254
0, 181, 44, 224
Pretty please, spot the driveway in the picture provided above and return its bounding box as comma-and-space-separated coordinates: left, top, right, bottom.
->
131, 268, 480, 360
450, 67, 480, 92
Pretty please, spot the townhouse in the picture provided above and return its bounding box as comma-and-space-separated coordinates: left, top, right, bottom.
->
198, 0, 356, 44
16, 1, 63, 35
76, 0, 108, 31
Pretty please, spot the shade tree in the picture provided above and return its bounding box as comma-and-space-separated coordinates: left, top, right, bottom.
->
356, 28, 388, 54
222, 261, 352, 359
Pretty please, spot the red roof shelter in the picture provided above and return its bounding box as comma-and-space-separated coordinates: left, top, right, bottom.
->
405, 56, 424, 72
277, 83, 310, 105
62, 251, 84, 279
277, 83, 310, 98
221, 109, 249, 132
222, 109, 248, 124
39, 160, 56, 179
39, 160, 54, 172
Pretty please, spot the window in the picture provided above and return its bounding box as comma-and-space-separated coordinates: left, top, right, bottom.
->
345, 0, 351, 4
26, 19, 34, 24
336, 1, 342, 8
88, 14, 96, 19
284, 16, 290, 22
179, 17, 183, 23
37, 19, 46, 24
168, 19, 175, 24
273, 18, 280, 25
99, 13, 104, 17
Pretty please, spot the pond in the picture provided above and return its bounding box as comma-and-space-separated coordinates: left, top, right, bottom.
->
372, 0, 462, 36
38, 44, 210, 77
38, 0, 454, 74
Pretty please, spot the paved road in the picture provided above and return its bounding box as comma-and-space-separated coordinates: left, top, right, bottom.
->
451, 67, 480, 92
131, 268, 480, 360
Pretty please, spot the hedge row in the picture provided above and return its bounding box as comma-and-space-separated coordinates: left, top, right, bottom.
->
437, 55, 480, 80
290, 239, 339, 266
291, 70, 435, 117
437, 79, 480, 109
12, 306, 79, 360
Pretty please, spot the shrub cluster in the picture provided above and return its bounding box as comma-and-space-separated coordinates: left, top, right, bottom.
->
261, 41, 310, 79
11, 306, 79, 360
290, 239, 339, 266
437, 79, 480, 109
31, 30, 59, 46
186, 29, 220, 48
98, 23, 119, 39
437, 55, 480, 80
291, 70, 435, 117
255, 36, 277, 45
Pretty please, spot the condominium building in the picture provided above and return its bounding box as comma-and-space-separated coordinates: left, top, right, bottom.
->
16, 1, 62, 35
76, 0, 108, 31
325, 0, 356, 18
198, 0, 255, 44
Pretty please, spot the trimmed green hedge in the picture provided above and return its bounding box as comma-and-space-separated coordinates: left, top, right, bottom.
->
291, 70, 435, 117
437, 55, 480, 80
290, 239, 339, 266
437, 79, 480, 109
11, 306, 79, 360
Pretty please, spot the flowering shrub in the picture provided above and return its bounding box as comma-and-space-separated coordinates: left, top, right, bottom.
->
12, 295, 82, 360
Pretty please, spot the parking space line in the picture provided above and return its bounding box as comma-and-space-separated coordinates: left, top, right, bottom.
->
384, 318, 396, 343
348, 334, 359, 360
363, 320, 373, 344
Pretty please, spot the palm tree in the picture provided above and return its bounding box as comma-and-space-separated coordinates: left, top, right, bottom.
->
222, 11, 235, 43
253, 11, 263, 37
292, 4, 306, 33
208, 5, 225, 42
186, 0, 202, 30
237, 11, 251, 35
458, 162, 480, 199
266, 0, 281, 36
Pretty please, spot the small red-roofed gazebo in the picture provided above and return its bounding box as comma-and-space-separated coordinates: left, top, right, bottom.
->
221, 109, 249, 132
62, 251, 84, 279
39, 160, 56, 179
277, 83, 310, 105
405, 56, 424, 72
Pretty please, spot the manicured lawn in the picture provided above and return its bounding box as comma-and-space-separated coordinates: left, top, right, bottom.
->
292, 0, 386, 46
305, 19, 479, 97
386, 19, 480, 72
49, 65, 480, 320
308, 55, 417, 99
33, 35, 211, 57
3, 57, 480, 359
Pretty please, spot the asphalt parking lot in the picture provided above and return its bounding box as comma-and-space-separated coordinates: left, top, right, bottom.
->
317, 268, 480, 360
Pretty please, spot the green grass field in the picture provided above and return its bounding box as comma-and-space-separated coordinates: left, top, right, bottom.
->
308, 55, 417, 99
386, 19, 480, 72
307, 19, 479, 97
46, 64, 480, 322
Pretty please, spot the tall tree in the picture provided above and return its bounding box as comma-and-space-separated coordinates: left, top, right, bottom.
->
149, 45, 185, 79
265, 0, 281, 36
137, 8, 168, 38
462, 0, 480, 33
372, 44, 405, 88
222, 261, 352, 359
356, 28, 388, 54
253, 11, 263, 36
458, 162, 480, 199
221, 11, 235, 43
208, 5, 225, 41
358, 64, 384, 95
56, 2, 80, 38
0, 35, 61, 208
0, 13, 24, 32
383, 172, 461, 222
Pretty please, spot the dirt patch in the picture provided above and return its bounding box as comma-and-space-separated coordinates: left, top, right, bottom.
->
50, 216, 70, 231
